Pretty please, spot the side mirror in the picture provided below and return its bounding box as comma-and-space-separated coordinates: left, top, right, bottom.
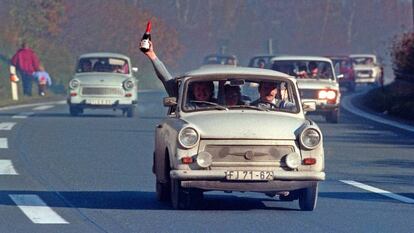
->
302, 101, 316, 112
132, 67, 138, 73
337, 74, 344, 79
163, 97, 177, 107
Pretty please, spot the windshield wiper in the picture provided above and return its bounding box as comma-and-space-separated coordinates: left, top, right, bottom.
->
228, 105, 268, 111
190, 101, 228, 110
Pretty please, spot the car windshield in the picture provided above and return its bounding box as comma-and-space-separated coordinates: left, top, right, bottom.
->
203, 55, 238, 66
331, 58, 352, 75
351, 56, 375, 65
76, 57, 130, 74
271, 60, 334, 80
182, 77, 299, 113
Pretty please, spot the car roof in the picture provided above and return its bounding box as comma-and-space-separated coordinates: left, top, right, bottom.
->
270, 55, 332, 63
79, 52, 130, 60
181, 65, 294, 81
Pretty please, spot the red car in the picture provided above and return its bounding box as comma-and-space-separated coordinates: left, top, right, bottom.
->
326, 56, 356, 92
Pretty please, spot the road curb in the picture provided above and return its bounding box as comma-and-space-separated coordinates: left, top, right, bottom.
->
341, 91, 414, 133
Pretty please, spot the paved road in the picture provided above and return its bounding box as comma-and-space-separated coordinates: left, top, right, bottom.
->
0, 89, 413, 233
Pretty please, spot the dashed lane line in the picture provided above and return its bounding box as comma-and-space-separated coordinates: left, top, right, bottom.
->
0, 138, 8, 148
12, 112, 35, 119
9, 194, 69, 224
32, 105, 54, 111
0, 160, 18, 175
340, 180, 414, 204
0, 122, 16, 130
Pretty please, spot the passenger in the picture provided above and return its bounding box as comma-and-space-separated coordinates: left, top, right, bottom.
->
296, 64, 308, 78
251, 81, 294, 110
79, 60, 92, 72
224, 84, 244, 106
257, 59, 266, 68
308, 61, 319, 78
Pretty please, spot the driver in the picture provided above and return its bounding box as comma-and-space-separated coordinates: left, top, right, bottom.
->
251, 81, 294, 110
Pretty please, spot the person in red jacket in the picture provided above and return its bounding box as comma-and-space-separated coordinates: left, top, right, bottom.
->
11, 41, 41, 96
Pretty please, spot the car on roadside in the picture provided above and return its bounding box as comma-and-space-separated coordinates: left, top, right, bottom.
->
349, 54, 382, 85
202, 54, 238, 66
153, 65, 325, 211
270, 56, 341, 123
326, 55, 356, 92
67, 53, 138, 117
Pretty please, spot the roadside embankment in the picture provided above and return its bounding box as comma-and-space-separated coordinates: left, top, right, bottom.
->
358, 79, 414, 123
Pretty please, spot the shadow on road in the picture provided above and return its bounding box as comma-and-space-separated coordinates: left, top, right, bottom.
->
0, 190, 299, 211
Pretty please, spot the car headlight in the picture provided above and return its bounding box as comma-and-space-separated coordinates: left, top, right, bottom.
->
178, 127, 200, 149
300, 127, 321, 150
123, 79, 134, 90
318, 90, 336, 100
285, 152, 301, 169
69, 79, 80, 89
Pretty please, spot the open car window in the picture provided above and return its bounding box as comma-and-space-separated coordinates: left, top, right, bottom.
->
76, 57, 130, 74
182, 78, 299, 113
271, 60, 334, 80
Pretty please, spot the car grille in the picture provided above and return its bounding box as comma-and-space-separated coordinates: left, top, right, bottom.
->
81, 87, 124, 96
299, 89, 318, 99
204, 145, 294, 168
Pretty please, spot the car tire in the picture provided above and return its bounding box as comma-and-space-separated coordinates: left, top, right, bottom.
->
126, 107, 135, 118
298, 184, 318, 211
348, 83, 355, 92
156, 179, 171, 202
170, 179, 202, 210
69, 106, 82, 116
326, 108, 339, 123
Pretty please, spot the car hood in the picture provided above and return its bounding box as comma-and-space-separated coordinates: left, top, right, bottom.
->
296, 79, 338, 90
181, 111, 306, 140
73, 73, 131, 85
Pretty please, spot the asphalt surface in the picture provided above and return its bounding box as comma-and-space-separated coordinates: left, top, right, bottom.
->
0, 88, 413, 233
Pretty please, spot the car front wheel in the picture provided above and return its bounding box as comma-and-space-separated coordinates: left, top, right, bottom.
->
326, 108, 339, 123
298, 184, 318, 211
69, 106, 82, 116
170, 179, 203, 210
156, 180, 170, 202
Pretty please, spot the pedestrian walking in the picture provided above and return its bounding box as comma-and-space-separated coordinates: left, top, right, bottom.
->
10, 41, 41, 96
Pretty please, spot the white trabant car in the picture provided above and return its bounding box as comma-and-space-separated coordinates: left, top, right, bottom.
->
350, 54, 382, 85
270, 56, 341, 123
67, 53, 138, 117
153, 65, 325, 211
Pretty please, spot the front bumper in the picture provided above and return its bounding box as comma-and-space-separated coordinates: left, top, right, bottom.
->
172, 169, 324, 192
67, 99, 137, 109
171, 170, 324, 180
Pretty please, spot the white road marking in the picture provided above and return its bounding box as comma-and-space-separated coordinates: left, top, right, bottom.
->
0, 160, 18, 175
9, 194, 69, 224
12, 112, 35, 119
0, 122, 16, 130
340, 180, 414, 204
33, 105, 54, 111
0, 138, 8, 148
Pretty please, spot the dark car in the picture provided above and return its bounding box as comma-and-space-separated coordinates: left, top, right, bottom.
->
326, 56, 356, 92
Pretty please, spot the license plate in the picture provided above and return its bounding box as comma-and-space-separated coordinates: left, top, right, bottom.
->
225, 171, 274, 180
86, 99, 113, 105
